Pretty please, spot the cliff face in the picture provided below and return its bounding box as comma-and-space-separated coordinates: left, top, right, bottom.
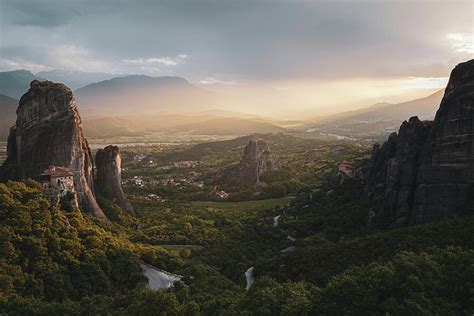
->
95, 145, 135, 216
366, 60, 474, 226
0, 80, 106, 218
413, 59, 474, 223
0, 126, 19, 181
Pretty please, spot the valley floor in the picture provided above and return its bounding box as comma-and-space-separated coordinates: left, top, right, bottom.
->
1, 133, 473, 315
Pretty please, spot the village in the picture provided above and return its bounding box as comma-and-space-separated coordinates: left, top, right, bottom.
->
123, 153, 231, 201
115, 137, 362, 204
34, 141, 357, 206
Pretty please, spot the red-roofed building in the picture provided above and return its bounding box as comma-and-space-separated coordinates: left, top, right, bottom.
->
338, 161, 354, 178
41, 166, 75, 196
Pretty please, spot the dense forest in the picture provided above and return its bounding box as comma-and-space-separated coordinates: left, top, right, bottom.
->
1, 134, 473, 315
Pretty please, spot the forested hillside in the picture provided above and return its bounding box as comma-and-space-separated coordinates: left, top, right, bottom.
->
1, 168, 473, 315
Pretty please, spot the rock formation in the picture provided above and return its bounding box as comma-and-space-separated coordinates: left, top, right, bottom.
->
216, 139, 280, 187
366, 59, 474, 226
95, 145, 135, 216
0, 80, 106, 218
238, 139, 280, 186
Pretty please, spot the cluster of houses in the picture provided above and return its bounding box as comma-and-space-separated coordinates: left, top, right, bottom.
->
133, 154, 146, 162
39, 156, 231, 208
134, 155, 199, 170
174, 160, 199, 168
133, 154, 156, 167
126, 155, 230, 199
128, 175, 205, 191
132, 176, 145, 187
146, 194, 165, 202
161, 177, 200, 187
127, 175, 229, 199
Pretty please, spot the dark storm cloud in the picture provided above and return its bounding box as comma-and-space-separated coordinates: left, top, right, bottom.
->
0, 0, 472, 80
2, 0, 84, 27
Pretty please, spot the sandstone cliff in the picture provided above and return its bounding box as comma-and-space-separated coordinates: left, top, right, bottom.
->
366, 59, 474, 226
95, 145, 135, 216
0, 80, 106, 218
216, 139, 280, 187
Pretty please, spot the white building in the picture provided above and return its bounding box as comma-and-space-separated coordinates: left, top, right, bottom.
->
41, 166, 75, 197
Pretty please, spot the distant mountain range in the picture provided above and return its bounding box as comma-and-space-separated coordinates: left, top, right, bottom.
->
0, 68, 446, 142
0, 69, 120, 98
75, 75, 217, 115
0, 68, 291, 140
0, 70, 43, 99
0, 69, 221, 115
36, 70, 120, 90
0, 94, 18, 139
303, 89, 445, 142
316, 89, 444, 124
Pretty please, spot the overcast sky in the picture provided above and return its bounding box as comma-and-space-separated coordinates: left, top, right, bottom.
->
0, 0, 473, 115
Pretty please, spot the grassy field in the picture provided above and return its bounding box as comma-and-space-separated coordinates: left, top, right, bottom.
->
191, 197, 293, 214
88, 133, 237, 145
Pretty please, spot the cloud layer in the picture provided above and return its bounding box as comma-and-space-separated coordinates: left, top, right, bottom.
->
0, 0, 472, 117
0, 0, 472, 81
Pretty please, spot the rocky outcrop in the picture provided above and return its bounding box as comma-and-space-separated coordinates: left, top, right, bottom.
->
0, 80, 106, 218
95, 145, 135, 216
366, 60, 474, 226
365, 117, 433, 225
237, 139, 280, 186
217, 139, 280, 187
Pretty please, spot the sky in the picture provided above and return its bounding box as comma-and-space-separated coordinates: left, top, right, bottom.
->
0, 0, 473, 116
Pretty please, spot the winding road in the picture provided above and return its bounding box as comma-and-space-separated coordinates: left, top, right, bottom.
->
140, 263, 182, 290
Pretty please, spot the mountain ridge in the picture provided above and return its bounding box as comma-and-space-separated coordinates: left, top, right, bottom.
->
0, 70, 43, 99
0, 94, 18, 139
75, 75, 215, 115
316, 89, 444, 124
36, 69, 121, 90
